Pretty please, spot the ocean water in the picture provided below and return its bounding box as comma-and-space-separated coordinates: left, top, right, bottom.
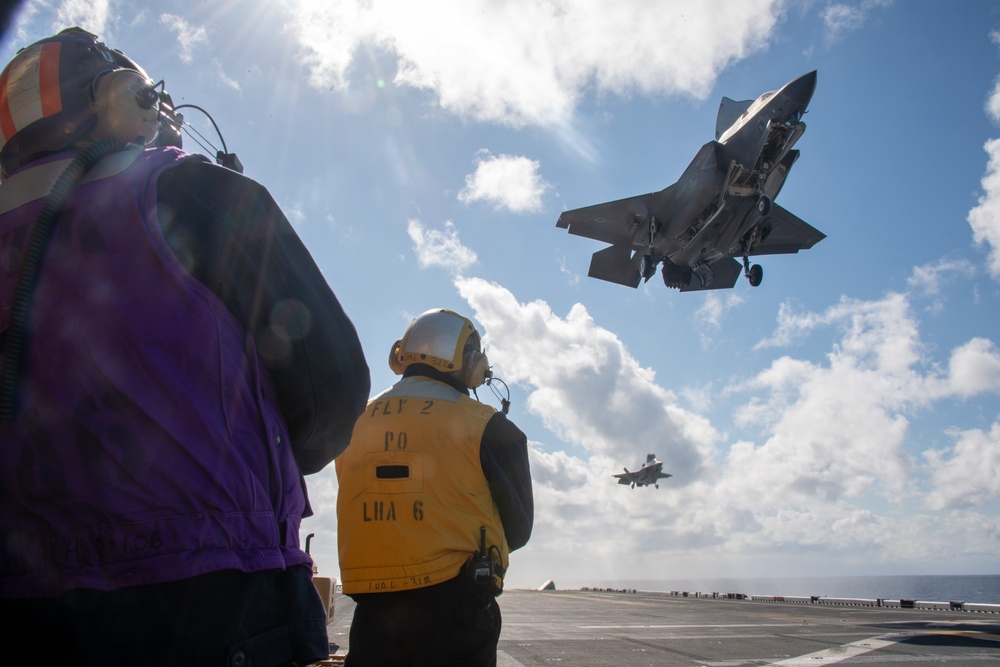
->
579, 574, 1000, 603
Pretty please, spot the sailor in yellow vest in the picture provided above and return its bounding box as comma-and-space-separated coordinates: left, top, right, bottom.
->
337, 308, 533, 666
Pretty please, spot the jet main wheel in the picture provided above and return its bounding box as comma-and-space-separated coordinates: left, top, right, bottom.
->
639, 254, 656, 279
757, 195, 771, 216
748, 263, 763, 287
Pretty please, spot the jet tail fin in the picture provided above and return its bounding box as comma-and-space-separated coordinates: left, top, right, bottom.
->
588, 244, 641, 288
716, 97, 753, 140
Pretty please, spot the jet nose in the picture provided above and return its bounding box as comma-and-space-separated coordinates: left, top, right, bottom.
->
786, 70, 817, 108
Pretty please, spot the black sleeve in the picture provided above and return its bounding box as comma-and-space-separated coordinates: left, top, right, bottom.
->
155, 159, 371, 474
480, 412, 533, 551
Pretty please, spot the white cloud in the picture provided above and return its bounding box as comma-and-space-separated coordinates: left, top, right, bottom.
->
695, 293, 727, 330
407, 219, 477, 274
731, 294, 1000, 509
694, 291, 745, 348
55, 0, 111, 36
211, 59, 241, 93
754, 300, 826, 349
8, 2, 40, 45
925, 422, 1000, 510
989, 77, 1000, 126
444, 265, 1000, 582
757, 294, 923, 370
821, 0, 893, 43
906, 257, 978, 315
458, 152, 550, 213
969, 38, 1000, 282
285, 0, 786, 127
455, 276, 719, 479
989, 31, 1000, 124
159, 14, 208, 64
283, 0, 379, 92
970, 138, 1000, 281
942, 338, 1000, 399
730, 348, 915, 504
557, 254, 582, 287
907, 258, 977, 297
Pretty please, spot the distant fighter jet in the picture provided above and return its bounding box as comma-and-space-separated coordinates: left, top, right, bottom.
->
557, 71, 825, 292
614, 454, 672, 489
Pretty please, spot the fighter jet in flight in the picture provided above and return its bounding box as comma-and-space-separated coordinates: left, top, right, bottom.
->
557, 71, 824, 292
613, 454, 672, 489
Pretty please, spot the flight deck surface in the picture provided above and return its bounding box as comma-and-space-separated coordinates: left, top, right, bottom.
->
327, 588, 1000, 666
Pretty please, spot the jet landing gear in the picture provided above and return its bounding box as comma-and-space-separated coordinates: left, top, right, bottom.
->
756, 163, 772, 216
742, 254, 763, 287
740, 223, 769, 287
756, 194, 771, 216
639, 254, 656, 280
639, 219, 662, 281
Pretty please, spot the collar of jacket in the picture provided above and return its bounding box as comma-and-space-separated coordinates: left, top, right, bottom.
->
402, 364, 470, 395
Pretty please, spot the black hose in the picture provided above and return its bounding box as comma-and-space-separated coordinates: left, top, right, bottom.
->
0, 138, 121, 419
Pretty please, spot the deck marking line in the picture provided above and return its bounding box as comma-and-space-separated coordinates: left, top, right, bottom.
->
580, 622, 806, 630
497, 649, 527, 667
771, 633, 904, 665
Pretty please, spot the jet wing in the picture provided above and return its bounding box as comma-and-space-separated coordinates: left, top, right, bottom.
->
613, 470, 635, 484
556, 191, 658, 246
558, 190, 670, 288
751, 204, 825, 256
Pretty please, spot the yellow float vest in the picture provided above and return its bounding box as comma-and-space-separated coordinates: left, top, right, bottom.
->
336, 376, 510, 595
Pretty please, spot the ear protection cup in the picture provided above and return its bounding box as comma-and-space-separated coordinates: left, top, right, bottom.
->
460, 349, 490, 389
388, 309, 491, 386
388, 339, 406, 375
92, 70, 160, 145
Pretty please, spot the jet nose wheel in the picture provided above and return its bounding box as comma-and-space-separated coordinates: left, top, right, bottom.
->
748, 263, 763, 287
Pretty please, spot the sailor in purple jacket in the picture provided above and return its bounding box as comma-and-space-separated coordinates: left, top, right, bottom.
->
0, 28, 370, 666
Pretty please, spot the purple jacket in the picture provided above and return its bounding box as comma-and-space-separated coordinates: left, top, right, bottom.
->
0, 147, 369, 598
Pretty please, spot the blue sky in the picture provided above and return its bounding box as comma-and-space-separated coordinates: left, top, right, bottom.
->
5, 0, 1000, 589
